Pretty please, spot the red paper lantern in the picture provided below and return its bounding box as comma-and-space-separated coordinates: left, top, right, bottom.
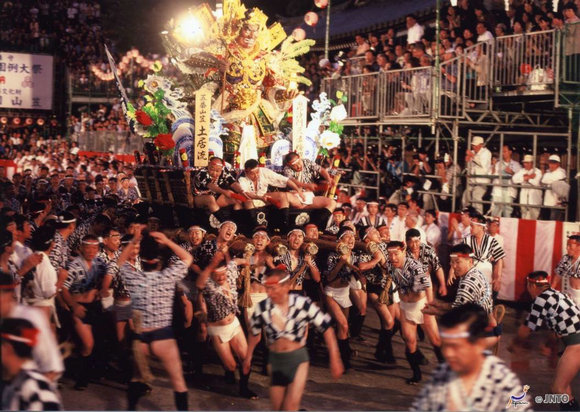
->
12, 117, 21, 125
520, 63, 532, 75
292, 28, 306, 41
304, 11, 318, 26
25, 117, 33, 125
315, 0, 328, 8
0, 117, 7, 124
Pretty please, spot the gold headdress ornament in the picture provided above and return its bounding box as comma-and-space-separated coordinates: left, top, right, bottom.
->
242, 8, 268, 29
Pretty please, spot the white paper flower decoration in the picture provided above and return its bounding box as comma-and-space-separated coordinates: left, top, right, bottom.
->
329, 104, 347, 122
143, 75, 164, 94
319, 130, 341, 149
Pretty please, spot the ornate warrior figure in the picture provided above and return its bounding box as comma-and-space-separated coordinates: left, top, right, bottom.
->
160, 0, 313, 155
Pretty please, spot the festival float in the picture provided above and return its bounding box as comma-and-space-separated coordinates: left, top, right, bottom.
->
106, 0, 346, 215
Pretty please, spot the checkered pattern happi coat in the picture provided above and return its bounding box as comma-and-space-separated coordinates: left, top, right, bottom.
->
453, 267, 493, 314
2, 368, 62, 411
390, 257, 431, 296
411, 355, 527, 411
407, 243, 441, 275
526, 288, 580, 336
250, 294, 332, 346
122, 260, 188, 329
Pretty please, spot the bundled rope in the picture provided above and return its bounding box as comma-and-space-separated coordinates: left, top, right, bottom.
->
131, 310, 154, 386
238, 243, 255, 308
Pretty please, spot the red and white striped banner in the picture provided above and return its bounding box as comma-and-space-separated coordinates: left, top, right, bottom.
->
440, 213, 580, 301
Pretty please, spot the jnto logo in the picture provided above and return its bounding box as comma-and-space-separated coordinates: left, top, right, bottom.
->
506, 385, 530, 409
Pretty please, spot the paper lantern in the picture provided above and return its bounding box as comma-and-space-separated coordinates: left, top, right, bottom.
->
13, 117, 21, 125
304, 12, 318, 26
292, 28, 306, 41
37, 118, 45, 126
520, 63, 532, 75
315, 0, 328, 8
25, 117, 33, 125
0, 117, 7, 124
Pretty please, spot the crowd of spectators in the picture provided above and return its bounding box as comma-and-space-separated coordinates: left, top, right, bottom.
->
323, 133, 570, 221
67, 102, 131, 136
0, 0, 109, 71
304, 0, 580, 78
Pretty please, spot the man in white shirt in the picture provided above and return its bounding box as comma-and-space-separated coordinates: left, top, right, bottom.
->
487, 217, 505, 251
354, 34, 370, 56
238, 159, 304, 231
10, 215, 33, 269
490, 145, 521, 217
404, 212, 427, 243
0, 272, 64, 382
422, 209, 442, 249
541, 154, 568, 221
511, 155, 543, 220
406, 14, 424, 46
464, 136, 491, 213
22, 226, 57, 327
390, 202, 409, 241
476, 22, 494, 43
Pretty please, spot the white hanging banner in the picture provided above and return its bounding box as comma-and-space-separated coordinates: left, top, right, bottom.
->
292, 94, 308, 157
0, 52, 53, 110
239, 124, 258, 168
194, 88, 212, 167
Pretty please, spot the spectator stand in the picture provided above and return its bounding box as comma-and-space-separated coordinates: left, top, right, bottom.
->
463, 129, 574, 220
555, 20, 580, 223
321, 22, 579, 220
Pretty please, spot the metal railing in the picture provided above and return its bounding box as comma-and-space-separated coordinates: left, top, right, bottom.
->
464, 130, 571, 220
461, 41, 492, 110
320, 29, 574, 124
438, 54, 463, 118
77, 131, 143, 154
348, 56, 367, 75
492, 30, 556, 93
336, 168, 381, 198
322, 72, 381, 119
561, 21, 580, 84
378, 66, 433, 120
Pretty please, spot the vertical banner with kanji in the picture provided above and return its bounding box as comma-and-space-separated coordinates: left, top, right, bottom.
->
292, 94, 308, 158
194, 89, 212, 167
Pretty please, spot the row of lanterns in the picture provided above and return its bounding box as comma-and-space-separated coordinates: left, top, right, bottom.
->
90, 49, 160, 82
292, 0, 328, 41
0, 117, 46, 126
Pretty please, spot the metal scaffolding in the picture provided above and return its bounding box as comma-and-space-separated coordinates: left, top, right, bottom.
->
322, 25, 577, 218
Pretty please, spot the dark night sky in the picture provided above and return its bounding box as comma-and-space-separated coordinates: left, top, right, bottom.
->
103, 0, 349, 53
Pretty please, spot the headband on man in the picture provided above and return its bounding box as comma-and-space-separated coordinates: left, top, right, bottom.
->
449, 253, 475, 259
363, 227, 376, 240
188, 225, 207, 234
56, 215, 76, 224
82, 239, 100, 245
287, 229, 305, 238
338, 228, 354, 239
527, 276, 550, 285
253, 230, 270, 240
219, 221, 237, 232
289, 156, 301, 166
471, 220, 487, 227
1, 328, 38, 347
439, 330, 470, 339
262, 266, 291, 285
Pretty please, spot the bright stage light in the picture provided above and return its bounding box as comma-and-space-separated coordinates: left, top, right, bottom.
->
176, 14, 205, 42
214, 2, 223, 19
